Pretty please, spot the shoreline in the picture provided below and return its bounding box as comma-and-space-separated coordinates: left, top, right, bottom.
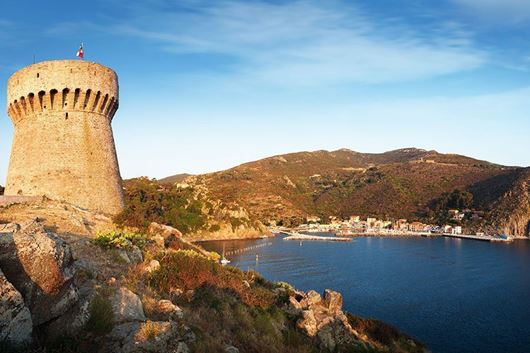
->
189, 233, 275, 243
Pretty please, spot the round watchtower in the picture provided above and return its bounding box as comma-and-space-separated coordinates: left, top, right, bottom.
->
5, 60, 124, 214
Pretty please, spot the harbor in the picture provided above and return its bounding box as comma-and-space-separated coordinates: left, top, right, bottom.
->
281, 232, 352, 242
441, 233, 512, 242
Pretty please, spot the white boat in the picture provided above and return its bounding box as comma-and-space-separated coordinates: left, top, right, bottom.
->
220, 244, 231, 265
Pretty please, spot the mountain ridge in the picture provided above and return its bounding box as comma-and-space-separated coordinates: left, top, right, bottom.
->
162, 148, 528, 236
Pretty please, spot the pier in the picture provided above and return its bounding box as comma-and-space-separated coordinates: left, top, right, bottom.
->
224, 241, 273, 256
282, 232, 352, 242
442, 233, 512, 242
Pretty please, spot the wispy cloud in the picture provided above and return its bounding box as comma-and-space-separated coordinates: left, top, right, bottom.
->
52, 0, 486, 86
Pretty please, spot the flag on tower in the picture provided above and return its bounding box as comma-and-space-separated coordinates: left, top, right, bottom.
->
76, 44, 84, 59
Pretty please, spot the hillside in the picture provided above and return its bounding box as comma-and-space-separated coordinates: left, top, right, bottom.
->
482, 167, 530, 236
0, 209, 426, 353
172, 148, 528, 235
116, 177, 267, 241
157, 173, 193, 184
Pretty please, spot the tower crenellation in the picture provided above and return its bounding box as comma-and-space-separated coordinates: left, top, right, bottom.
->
4, 60, 124, 214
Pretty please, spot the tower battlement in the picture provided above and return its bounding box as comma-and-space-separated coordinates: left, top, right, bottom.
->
7, 60, 119, 123
4, 60, 124, 215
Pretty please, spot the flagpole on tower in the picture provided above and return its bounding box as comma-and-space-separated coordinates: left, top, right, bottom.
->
76, 43, 84, 59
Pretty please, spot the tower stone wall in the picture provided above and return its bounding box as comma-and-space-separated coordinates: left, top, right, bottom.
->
5, 60, 124, 214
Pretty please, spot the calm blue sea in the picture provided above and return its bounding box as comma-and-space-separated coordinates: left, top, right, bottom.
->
200, 235, 530, 353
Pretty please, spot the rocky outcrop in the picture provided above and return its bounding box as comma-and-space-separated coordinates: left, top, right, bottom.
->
0, 268, 33, 344
289, 289, 366, 352
484, 168, 530, 237
0, 220, 78, 325
111, 287, 147, 323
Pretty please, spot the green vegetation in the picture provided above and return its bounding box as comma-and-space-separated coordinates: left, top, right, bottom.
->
186, 148, 518, 226
115, 177, 206, 234
347, 314, 426, 353
84, 294, 114, 334
431, 189, 474, 211
93, 230, 149, 249
148, 250, 276, 308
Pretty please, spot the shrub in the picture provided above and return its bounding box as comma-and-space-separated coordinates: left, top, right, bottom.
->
93, 230, 148, 250
149, 250, 275, 308
115, 177, 206, 234
209, 224, 221, 232
136, 321, 161, 342
85, 295, 114, 334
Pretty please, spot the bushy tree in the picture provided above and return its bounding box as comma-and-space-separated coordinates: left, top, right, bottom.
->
114, 178, 206, 234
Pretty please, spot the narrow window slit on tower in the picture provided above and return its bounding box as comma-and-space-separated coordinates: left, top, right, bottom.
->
50, 89, 58, 109
65, 113, 69, 119
74, 88, 80, 108
37, 73, 40, 78
38, 91, 45, 110
28, 93, 35, 112
62, 88, 69, 108
99, 94, 109, 113
92, 91, 101, 111
84, 89, 92, 109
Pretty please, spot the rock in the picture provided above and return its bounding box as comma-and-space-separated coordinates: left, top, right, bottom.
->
0, 223, 20, 233
111, 321, 176, 353
147, 222, 183, 247
0, 268, 33, 344
306, 290, 322, 307
289, 296, 303, 310
111, 287, 146, 323
115, 249, 131, 264
225, 345, 240, 353
145, 259, 160, 273
108, 321, 141, 342
157, 299, 184, 320
292, 288, 362, 351
42, 291, 93, 339
177, 342, 190, 353
127, 245, 143, 264
323, 289, 343, 314
182, 325, 196, 343
297, 310, 318, 337
0, 220, 78, 325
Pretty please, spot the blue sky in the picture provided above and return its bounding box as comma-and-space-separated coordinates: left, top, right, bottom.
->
1, 0, 529, 183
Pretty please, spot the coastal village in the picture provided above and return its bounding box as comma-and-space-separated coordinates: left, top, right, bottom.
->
297, 214, 463, 236
277, 209, 514, 243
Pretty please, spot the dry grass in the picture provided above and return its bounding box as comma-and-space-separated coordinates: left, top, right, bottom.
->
135, 321, 161, 342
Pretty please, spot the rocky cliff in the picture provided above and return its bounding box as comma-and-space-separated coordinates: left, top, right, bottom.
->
0, 214, 426, 353
483, 168, 530, 237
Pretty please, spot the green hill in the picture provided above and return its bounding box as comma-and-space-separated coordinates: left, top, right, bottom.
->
167, 148, 528, 236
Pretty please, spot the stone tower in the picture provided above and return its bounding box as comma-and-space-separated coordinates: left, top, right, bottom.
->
5, 60, 124, 214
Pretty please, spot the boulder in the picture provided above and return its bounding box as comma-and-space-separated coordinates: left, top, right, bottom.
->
108, 320, 177, 353
0, 223, 20, 233
297, 310, 318, 337
323, 289, 343, 314
225, 346, 240, 353
0, 268, 33, 344
147, 222, 183, 248
177, 342, 190, 353
305, 290, 322, 307
0, 220, 78, 325
145, 259, 160, 273
111, 287, 146, 323
127, 245, 143, 264
157, 299, 184, 320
